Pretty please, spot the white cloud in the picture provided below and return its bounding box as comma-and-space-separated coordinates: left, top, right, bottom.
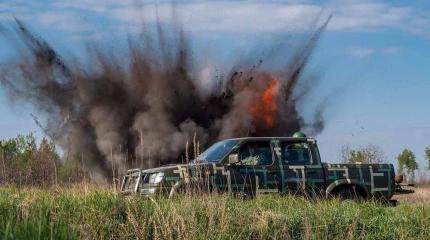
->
2, 0, 430, 39
347, 46, 375, 58
109, 2, 322, 33
327, 2, 409, 30
346, 46, 401, 58
102, 0, 430, 36
102, 0, 430, 39
33, 11, 94, 32
326, 0, 430, 39
381, 47, 400, 55
51, 0, 123, 13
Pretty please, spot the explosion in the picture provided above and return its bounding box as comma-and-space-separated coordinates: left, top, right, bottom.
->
0, 14, 331, 181
248, 76, 279, 128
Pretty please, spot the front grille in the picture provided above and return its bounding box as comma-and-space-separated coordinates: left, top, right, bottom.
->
122, 175, 139, 191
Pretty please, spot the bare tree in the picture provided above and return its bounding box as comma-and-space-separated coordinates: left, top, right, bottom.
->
341, 144, 387, 164
425, 146, 430, 170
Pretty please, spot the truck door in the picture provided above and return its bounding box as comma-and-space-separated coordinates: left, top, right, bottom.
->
278, 140, 325, 197
228, 140, 279, 196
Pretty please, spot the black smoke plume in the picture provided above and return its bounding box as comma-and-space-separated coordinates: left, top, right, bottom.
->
0, 15, 331, 181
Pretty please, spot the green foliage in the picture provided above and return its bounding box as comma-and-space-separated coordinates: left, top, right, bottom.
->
1, 134, 37, 167
341, 144, 386, 164
397, 149, 418, 175
0, 133, 87, 186
425, 147, 430, 170
0, 188, 430, 239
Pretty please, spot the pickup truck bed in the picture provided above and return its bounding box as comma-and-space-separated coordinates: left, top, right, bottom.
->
321, 163, 395, 199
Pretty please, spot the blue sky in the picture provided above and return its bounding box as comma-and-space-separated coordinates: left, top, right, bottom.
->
1, 0, 430, 172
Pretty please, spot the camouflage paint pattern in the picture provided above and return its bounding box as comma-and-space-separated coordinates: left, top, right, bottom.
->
121, 137, 395, 200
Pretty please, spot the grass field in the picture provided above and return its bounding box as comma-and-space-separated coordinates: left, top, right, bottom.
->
0, 185, 429, 240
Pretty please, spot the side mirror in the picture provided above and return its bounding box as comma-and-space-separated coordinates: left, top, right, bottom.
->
228, 154, 239, 165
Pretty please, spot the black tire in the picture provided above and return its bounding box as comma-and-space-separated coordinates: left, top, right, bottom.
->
336, 187, 364, 201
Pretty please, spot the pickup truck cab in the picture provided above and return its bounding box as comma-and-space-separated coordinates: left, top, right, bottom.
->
121, 135, 395, 200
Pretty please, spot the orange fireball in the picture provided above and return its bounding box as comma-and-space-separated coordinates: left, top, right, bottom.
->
248, 78, 279, 128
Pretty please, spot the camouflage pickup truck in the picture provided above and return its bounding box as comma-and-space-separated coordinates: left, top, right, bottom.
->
121, 134, 395, 200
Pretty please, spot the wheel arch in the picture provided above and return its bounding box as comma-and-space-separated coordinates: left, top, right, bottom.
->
326, 180, 369, 199
168, 180, 186, 198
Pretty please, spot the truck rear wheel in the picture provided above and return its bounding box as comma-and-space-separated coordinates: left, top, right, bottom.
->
335, 187, 364, 201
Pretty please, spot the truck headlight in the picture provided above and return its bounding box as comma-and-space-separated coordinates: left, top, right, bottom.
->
149, 172, 164, 184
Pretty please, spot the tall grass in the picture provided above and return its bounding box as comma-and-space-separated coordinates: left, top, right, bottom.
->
0, 185, 429, 239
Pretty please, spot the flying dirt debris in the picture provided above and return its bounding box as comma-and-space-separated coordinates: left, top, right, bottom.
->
0, 14, 332, 182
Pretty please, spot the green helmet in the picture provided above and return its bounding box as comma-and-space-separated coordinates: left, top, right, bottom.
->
292, 131, 307, 138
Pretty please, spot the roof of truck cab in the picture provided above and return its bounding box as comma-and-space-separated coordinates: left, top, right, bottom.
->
227, 137, 316, 142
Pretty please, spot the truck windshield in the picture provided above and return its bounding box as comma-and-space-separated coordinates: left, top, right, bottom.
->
197, 139, 239, 162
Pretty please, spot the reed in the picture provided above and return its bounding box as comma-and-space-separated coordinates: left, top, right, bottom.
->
0, 185, 429, 239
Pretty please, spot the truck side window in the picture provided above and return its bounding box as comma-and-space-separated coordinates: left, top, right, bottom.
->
238, 141, 273, 166
281, 142, 312, 166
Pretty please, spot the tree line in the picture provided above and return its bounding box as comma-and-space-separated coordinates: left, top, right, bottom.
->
341, 144, 430, 182
1, 133, 430, 186
0, 133, 88, 186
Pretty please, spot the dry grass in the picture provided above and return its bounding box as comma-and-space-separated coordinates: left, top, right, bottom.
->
1, 185, 430, 239
394, 187, 430, 204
